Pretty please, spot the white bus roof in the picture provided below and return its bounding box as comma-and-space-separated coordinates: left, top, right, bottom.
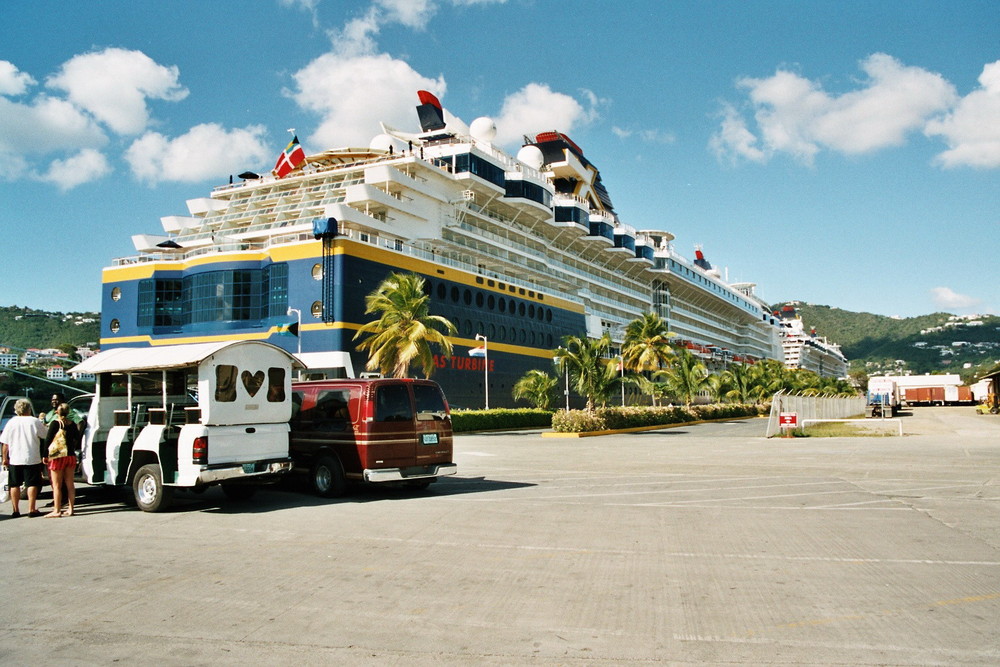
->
70, 341, 303, 375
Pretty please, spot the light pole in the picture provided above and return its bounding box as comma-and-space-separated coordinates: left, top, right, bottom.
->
475, 333, 489, 409
618, 354, 625, 407
556, 347, 569, 411
286, 307, 302, 355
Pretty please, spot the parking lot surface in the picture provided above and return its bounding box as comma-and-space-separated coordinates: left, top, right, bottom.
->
2, 407, 998, 665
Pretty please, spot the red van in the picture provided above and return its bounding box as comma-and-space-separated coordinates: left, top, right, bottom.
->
289, 378, 456, 497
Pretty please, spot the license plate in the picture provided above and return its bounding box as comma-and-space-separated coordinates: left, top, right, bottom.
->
421, 433, 439, 445
242, 463, 256, 474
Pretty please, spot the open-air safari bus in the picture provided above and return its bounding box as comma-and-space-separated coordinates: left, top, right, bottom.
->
70, 341, 302, 511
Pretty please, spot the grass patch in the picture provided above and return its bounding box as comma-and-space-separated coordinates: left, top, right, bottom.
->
793, 420, 899, 437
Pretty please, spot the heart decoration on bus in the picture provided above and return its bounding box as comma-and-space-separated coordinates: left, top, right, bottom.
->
241, 370, 265, 397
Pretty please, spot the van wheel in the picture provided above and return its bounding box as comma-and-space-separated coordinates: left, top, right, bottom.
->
311, 455, 346, 498
221, 484, 257, 502
133, 464, 173, 512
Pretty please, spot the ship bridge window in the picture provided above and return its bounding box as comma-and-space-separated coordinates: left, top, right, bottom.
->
137, 264, 288, 329
445, 153, 506, 188
505, 179, 551, 207
554, 206, 587, 225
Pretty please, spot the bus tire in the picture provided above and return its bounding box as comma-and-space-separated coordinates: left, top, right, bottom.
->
133, 463, 173, 512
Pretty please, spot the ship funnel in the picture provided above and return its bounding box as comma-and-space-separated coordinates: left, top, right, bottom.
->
416, 90, 446, 132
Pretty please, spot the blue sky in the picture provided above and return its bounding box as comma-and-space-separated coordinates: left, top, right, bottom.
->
2, 0, 998, 320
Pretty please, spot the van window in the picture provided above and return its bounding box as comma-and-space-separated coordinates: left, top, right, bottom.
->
266, 367, 286, 402
293, 389, 352, 432
215, 364, 238, 402
413, 384, 447, 418
375, 384, 413, 422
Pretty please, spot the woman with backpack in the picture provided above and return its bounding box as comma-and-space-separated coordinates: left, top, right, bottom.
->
42, 403, 79, 518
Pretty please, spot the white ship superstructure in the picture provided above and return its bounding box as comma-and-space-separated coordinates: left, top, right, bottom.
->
777, 305, 848, 378
102, 90, 792, 407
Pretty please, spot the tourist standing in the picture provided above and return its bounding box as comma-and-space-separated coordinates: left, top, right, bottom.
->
42, 403, 79, 517
0, 399, 47, 517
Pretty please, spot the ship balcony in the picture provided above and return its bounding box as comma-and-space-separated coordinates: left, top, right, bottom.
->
609, 231, 635, 254
160, 215, 200, 233
186, 197, 231, 217
587, 217, 614, 244
344, 183, 411, 212
628, 242, 655, 263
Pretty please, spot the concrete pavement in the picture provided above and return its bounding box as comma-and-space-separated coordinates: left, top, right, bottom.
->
1, 407, 998, 664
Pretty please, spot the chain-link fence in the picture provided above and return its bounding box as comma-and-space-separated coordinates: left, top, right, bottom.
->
765, 390, 867, 437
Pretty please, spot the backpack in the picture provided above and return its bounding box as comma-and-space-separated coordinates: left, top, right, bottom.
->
48, 419, 69, 459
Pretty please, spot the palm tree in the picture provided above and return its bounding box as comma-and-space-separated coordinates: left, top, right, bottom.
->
720, 362, 756, 403
656, 348, 709, 407
622, 312, 675, 406
555, 334, 621, 411
622, 312, 675, 373
353, 272, 456, 378
513, 370, 559, 409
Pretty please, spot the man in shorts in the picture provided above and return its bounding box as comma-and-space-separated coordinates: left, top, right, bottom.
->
1, 398, 47, 517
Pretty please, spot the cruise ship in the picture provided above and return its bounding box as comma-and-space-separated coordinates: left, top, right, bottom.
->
776, 305, 848, 378
100, 91, 787, 408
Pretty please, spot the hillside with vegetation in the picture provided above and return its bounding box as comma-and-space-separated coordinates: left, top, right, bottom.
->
0, 305, 100, 351
774, 302, 1000, 381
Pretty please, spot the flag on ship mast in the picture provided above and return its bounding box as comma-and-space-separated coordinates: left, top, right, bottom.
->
273, 133, 305, 178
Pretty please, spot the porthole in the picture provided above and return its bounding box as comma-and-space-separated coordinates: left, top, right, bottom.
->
519, 329, 526, 343
499, 325, 507, 341
487, 295, 495, 310
546, 308, 552, 323
528, 304, 535, 318
110, 319, 120, 333
311, 263, 323, 280
499, 298, 506, 313
476, 292, 484, 307
437, 284, 446, 299
451, 286, 459, 302
463, 288, 472, 305
463, 319, 473, 336
488, 323, 496, 339
310, 301, 323, 318
530, 331, 536, 345
518, 303, 526, 316
111, 287, 122, 302
423, 280, 433, 296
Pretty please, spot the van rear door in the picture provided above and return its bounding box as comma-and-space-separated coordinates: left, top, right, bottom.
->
370, 382, 417, 470
412, 382, 453, 467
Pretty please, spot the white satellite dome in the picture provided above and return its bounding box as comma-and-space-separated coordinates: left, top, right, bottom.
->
369, 133, 400, 153
469, 116, 497, 143
516, 145, 545, 170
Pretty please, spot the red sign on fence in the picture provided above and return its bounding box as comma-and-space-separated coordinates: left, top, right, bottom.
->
779, 412, 798, 429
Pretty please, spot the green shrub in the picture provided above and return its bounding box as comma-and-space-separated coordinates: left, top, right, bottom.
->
551, 409, 608, 433
451, 408, 553, 433
552, 403, 762, 433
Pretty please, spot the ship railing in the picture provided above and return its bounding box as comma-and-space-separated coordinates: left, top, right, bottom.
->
449, 222, 650, 303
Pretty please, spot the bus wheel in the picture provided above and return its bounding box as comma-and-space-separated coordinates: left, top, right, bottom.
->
133, 464, 173, 512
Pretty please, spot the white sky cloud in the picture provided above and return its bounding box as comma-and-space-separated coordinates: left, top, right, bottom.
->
925, 60, 1000, 168
0, 60, 36, 95
0, 94, 107, 154
125, 123, 269, 184
46, 47, 188, 135
713, 53, 958, 165
40, 148, 112, 191
930, 286, 982, 311
290, 53, 446, 148
493, 83, 596, 146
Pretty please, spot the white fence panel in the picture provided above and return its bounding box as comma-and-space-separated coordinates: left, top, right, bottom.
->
765, 390, 867, 437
